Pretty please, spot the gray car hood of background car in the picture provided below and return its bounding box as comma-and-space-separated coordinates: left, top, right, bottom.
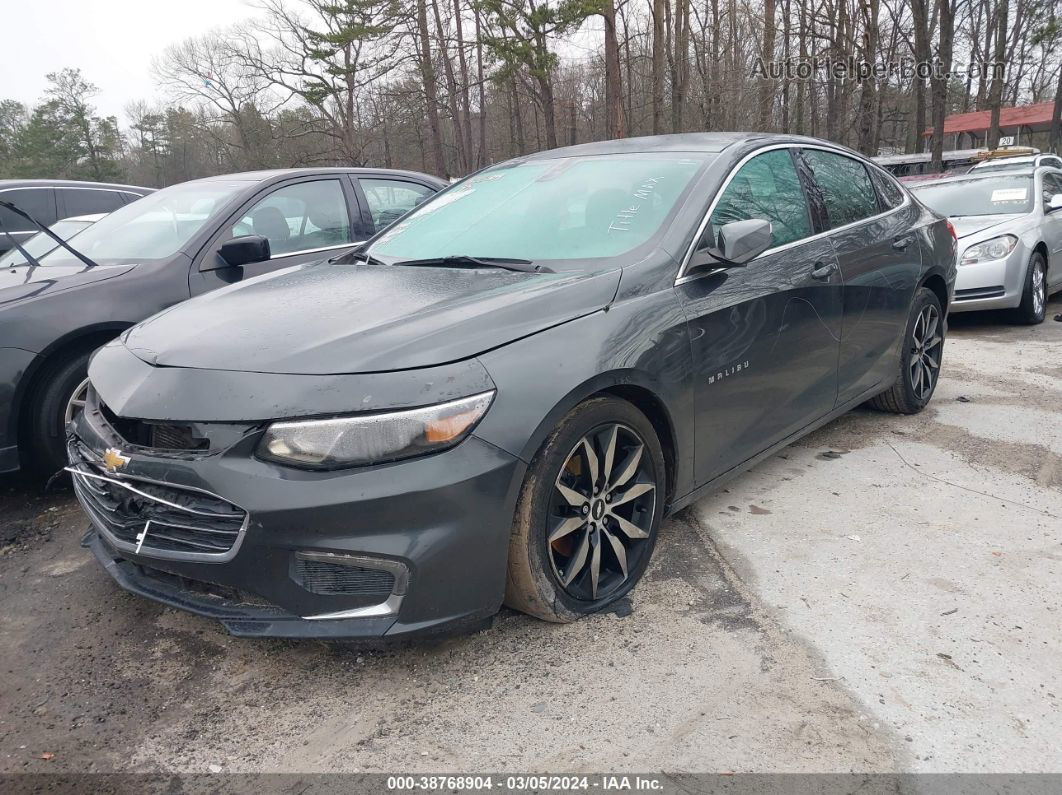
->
0, 262, 134, 309
950, 213, 1024, 240
119, 260, 622, 376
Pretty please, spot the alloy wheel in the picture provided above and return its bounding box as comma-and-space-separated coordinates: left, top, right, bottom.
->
909, 303, 942, 401
1032, 263, 1045, 318
546, 423, 657, 601
64, 377, 90, 426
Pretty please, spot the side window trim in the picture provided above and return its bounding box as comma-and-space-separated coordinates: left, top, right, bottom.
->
676, 143, 911, 284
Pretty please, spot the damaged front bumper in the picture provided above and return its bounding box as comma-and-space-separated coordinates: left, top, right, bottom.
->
70, 348, 525, 640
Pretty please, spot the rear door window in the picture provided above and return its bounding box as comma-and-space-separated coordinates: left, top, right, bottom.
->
359, 178, 434, 232
0, 188, 57, 231
800, 149, 881, 228
710, 148, 812, 248
59, 188, 125, 217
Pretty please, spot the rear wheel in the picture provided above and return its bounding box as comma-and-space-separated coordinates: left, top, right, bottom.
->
868, 287, 944, 415
504, 397, 666, 622
24, 349, 94, 476
1011, 252, 1047, 325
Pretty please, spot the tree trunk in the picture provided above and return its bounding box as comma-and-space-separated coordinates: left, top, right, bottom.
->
651, 0, 665, 134
416, 0, 448, 177
909, 0, 930, 153
511, 74, 526, 155
475, 6, 487, 166
759, 0, 777, 129
856, 0, 879, 155
432, 0, 470, 172
452, 0, 474, 164
930, 0, 955, 172
603, 0, 626, 139
671, 0, 689, 132
986, 0, 1009, 148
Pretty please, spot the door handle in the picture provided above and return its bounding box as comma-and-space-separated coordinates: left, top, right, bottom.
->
892, 235, 914, 250
810, 261, 837, 280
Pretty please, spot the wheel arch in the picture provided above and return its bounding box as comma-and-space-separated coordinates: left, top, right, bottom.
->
1031, 241, 1048, 277
11, 323, 131, 448
515, 371, 680, 511
920, 272, 950, 312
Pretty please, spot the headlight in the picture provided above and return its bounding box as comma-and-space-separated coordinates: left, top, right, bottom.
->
258, 391, 495, 469
960, 235, 1017, 265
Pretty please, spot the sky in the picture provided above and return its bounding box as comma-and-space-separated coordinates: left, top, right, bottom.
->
1, 0, 260, 122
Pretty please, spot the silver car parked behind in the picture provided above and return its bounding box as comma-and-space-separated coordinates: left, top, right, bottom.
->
911, 167, 1062, 323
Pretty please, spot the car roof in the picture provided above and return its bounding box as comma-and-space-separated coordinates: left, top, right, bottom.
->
0, 179, 153, 192
514, 132, 863, 161
189, 167, 447, 186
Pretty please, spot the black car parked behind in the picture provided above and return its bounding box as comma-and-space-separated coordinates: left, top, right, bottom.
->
0, 167, 445, 474
71, 133, 957, 640
0, 179, 153, 256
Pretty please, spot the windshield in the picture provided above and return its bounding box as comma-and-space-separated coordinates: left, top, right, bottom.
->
913, 175, 1033, 217
39, 180, 248, 264
367, 153, 710, 267
0, 218, 96, 267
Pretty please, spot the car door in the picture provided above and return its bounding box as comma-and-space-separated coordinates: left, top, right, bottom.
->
0, 187, 57, 255
797, 148, 922, 406
353, 177, 437, 235
1040, 171, 1062, 290
676, 146, 843, 484
191, 176, 365, 296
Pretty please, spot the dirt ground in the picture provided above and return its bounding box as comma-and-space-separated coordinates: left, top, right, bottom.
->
1, 296, 1060, 776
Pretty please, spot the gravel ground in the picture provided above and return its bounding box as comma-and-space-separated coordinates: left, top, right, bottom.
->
1, 297, 1060, 775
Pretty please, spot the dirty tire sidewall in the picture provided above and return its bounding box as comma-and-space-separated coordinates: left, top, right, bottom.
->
504, 396, 666, 623
1013, 252, 1047, 325
867, 286, 943, 415
27, 349, 93, 476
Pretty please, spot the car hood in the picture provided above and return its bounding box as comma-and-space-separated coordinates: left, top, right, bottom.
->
122, 261, 621, 375
0, 262, 133, 307
950, 214, 1023, 240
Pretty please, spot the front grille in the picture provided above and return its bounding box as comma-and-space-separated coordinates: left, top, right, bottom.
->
293, 556, 396, 597
100, 402, 207, 451
955, 285, 1005, 301
69, 443, 247, 561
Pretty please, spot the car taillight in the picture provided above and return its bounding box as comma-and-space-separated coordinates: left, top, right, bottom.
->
946, 220, 957, 241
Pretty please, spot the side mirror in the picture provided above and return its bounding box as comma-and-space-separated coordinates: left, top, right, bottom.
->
690, 219, 773, 270
215, 235, 271, 268
1048, 194, 1062, 212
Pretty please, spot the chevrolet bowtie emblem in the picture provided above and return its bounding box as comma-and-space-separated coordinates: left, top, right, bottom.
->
102, 447, 130, 473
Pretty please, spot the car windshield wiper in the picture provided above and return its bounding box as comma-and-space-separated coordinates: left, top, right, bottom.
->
393, 255, 553, 273
0, 199, 101, 270
347, 249, 390, 267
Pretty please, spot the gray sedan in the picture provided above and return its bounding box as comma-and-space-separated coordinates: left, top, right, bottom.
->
912, 167, 1062, 323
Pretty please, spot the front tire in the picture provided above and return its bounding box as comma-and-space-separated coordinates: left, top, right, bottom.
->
24, 349, 94, 476
1011, 252, 1047, 325
868, 287, 944, 415
504, 397, 666, 622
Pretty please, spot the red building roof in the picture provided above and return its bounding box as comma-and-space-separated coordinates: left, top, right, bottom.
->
921, 101, 1056, 137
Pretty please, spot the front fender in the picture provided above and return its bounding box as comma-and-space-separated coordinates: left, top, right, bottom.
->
473, 288, 695, 500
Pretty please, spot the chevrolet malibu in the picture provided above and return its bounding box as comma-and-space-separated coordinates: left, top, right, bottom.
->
70, 134, 957, 640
